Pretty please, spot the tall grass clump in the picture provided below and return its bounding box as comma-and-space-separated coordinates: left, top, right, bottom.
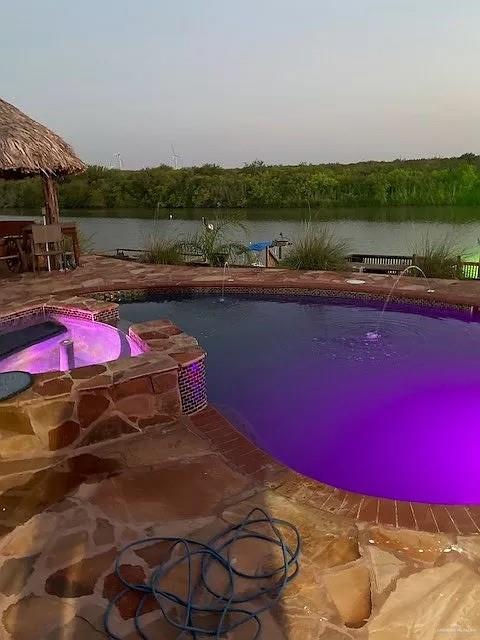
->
282, 225, 348, 271
413, 235, 462, 279
142, 236, 184, 265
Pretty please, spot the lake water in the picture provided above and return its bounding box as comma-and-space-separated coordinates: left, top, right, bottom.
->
2, 206, 480, 256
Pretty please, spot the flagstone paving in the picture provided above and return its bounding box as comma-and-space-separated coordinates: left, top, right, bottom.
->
1, 253, 480, 311
1, 258, 480, 638
0, 413, 478, 639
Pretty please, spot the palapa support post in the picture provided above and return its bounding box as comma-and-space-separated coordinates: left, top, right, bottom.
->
41, 175, 60, 225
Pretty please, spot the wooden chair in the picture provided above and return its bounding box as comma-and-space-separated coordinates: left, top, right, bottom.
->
30, 224, 66, 274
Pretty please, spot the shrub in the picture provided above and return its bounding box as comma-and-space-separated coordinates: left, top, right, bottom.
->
180, 216, 251, 266
282, 225, 348, 271
413, 236, 462, 279
142, 237, 184, 265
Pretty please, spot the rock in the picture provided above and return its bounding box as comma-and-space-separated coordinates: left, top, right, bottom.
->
28, 400, 74, 445
37, 377, 73, 397
71, 364, 107, 380
3, 595, 76, 640
91, 455, 250, 524
115, 394, 157, 418
360, 524, 451, 564
45, 530, 89, 569
133, 539, 173, 567
364, 546, 405, 596
276, 562, 338, 638
151, 372, 177, 393
223, 490, 359, 569
456, 536, 480, 563
112, 377, 153, 400
0, 512, 58, 557
79, 415, 138, 445
322, 560, 371, 628
93, 517, 115, 546
60, 508, 89, 530
72, 604, 106, 635
0, 434, 43, 458
122, 617, 184, 640
368, 561, 480, 640
318, 626, 355, 639
0, 554, 38, 595
48, 420, 80, 450
45, 547, 117, 597
77, 393, 111, 428
103, 564, 157, 620
45, 617, 106, 640
0, 407, 33, 434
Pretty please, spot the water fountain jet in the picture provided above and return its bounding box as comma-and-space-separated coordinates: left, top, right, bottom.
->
219, 262, 234, 302
367, 265, 434, 340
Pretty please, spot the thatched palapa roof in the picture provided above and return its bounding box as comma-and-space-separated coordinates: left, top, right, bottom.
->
0, 98, 86, 180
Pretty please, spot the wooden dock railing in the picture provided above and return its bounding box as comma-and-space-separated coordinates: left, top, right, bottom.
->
347, 253, 480, 280
459, 260, 480, 280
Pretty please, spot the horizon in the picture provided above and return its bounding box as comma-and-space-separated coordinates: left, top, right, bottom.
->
91, 152, 479, 172
3, 1, 480, 169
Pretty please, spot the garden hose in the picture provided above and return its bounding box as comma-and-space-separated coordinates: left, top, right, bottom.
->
104, 507, 301, 639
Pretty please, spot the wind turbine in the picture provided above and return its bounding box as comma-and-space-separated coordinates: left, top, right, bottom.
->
171, 145, 180, 170
114, 153, 123, 170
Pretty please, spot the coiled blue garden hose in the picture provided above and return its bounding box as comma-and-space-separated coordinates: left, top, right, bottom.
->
104, 507, 301, 639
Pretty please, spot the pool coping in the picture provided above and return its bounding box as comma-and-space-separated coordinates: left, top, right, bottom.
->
189, 406, 480, 536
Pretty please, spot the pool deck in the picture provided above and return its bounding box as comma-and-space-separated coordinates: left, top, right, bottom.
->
2, 254, 480, 310
1, 256, 480, 639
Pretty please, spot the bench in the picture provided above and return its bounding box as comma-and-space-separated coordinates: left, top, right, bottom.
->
349, 261, 410, 275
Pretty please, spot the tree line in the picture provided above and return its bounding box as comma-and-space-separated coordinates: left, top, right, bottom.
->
2, 154, 480, 211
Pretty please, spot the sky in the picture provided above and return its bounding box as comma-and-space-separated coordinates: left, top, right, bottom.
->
2, 0, 480, 169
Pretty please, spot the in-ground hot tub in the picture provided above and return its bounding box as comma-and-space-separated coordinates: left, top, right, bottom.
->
120, 291, 480, 505
0, 315, 143, 375
0, 299, 207, 457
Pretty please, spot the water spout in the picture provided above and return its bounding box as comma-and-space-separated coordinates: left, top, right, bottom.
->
220, 261, 233, 302
59, 339, 75, 371
368, 265, 435, 340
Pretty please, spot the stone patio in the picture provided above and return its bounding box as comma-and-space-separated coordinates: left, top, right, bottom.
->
1, 257, 480, 638
1, 412, 480, 639
1, 254, 480, 311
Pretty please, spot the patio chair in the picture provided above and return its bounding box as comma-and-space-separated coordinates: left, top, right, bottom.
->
30, 224, 66, 274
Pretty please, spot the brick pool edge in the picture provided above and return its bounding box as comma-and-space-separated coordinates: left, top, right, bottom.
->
189, 406, 480, 536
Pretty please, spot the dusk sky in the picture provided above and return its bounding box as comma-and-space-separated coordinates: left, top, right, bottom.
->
3, 1, 480, 169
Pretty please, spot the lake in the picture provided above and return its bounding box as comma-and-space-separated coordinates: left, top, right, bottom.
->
2, 206, 480, 256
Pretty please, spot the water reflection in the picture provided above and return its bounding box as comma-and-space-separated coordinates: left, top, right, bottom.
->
2, 205, 480, 255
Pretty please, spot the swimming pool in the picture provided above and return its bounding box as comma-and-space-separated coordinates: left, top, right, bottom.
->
120, 293, 480, 505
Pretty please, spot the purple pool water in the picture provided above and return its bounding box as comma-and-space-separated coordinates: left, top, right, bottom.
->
0, 316, 143, 374
121, 294, 480, 505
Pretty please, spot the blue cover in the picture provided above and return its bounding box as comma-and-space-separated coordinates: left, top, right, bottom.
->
0, 321, 67, 360
249, 241, 272, 252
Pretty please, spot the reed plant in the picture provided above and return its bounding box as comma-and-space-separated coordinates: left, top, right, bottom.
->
282, 224, 348, 271
180, 216, 250, 266
142, 236, 184, 265
413, 235, 462, 279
